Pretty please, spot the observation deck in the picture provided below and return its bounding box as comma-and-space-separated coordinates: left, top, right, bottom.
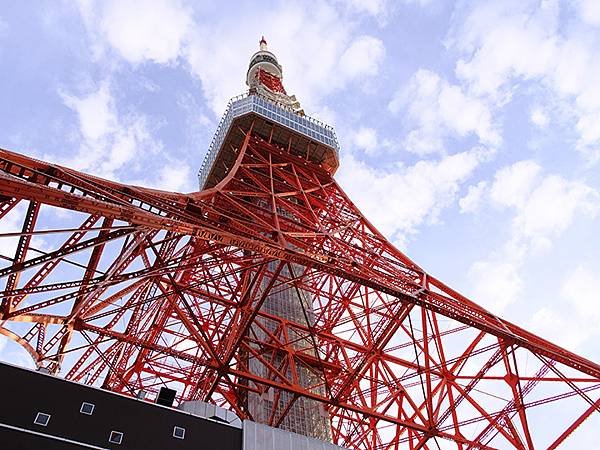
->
198, 93, 339, 189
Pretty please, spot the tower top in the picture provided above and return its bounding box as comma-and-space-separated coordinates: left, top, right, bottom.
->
246, 36, 283, 86
199, 37, 340, 188
246, 36, 305, 113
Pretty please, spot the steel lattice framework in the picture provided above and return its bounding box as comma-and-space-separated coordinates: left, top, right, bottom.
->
1, 37, 599, 449
0, 127, 599, 448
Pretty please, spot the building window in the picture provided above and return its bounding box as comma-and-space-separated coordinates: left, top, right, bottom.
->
34, 412, 50, 426
80, 402, 95, 415
173, 426, 186, 440
109, 431, 123, 445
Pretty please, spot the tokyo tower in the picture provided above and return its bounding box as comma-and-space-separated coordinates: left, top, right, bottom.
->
1, 37, 599, 449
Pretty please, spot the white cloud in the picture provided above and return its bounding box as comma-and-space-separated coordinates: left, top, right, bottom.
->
530, 107, 549, 127
352, 126, 378, 154
467, 259, 523, 313
529, 307, 586, 352
0, 338, 36, 369
0, 203, 26, 260
337, 148, 485, 245
489, 160, 599, 250
561, 265, 600, 321
577, 0, 600, 26
335, 0, 393, 22
62, 82, 115, 142
339, 35, 385, 79
529, 265, 600, 352
339, 0, 431, 15
467, 160, 600, 314
150, 165, 194, 192
59, 81, 196, 191
406, 0, 434, 5
185, 2, 386, 116
83, 0, 191, 64
58, 81, 162, 182
390, 69, 500, 155
575, 111, 600, 162
514, 175, 599, 242
459, 180, 487, 213
490, 160, 541, 209
450, 1, 558, 98
448, 0, 600, 162
76, 1, 386, 117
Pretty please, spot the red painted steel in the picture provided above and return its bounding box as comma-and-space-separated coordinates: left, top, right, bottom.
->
255, 68, 287, 94
0, 127, 599, 448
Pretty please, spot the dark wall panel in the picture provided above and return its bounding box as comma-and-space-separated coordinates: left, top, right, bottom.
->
0, 362, 242, 450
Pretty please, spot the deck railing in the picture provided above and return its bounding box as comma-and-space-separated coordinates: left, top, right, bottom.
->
198, 93, 339, 189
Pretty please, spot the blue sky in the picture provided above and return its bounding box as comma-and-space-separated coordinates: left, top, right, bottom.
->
1, 0, 600, 425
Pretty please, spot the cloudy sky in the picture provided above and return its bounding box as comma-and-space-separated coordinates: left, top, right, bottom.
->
1, 0, 600, 386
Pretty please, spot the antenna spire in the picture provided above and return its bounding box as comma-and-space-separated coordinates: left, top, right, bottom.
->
259, 35, 268, 51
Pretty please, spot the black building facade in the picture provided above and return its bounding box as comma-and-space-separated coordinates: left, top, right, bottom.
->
0, 361, 242, 450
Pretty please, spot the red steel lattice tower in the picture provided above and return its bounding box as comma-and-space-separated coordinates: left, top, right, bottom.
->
1, 38, 599, 449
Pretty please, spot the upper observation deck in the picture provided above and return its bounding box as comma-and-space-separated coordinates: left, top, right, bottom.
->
198, 93, 340, 189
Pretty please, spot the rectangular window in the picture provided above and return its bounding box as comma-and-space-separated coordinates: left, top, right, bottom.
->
109, 431, 123, 445
173, 426, 186, 440
34, 412, 50, 426
80, 402, 95, 415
